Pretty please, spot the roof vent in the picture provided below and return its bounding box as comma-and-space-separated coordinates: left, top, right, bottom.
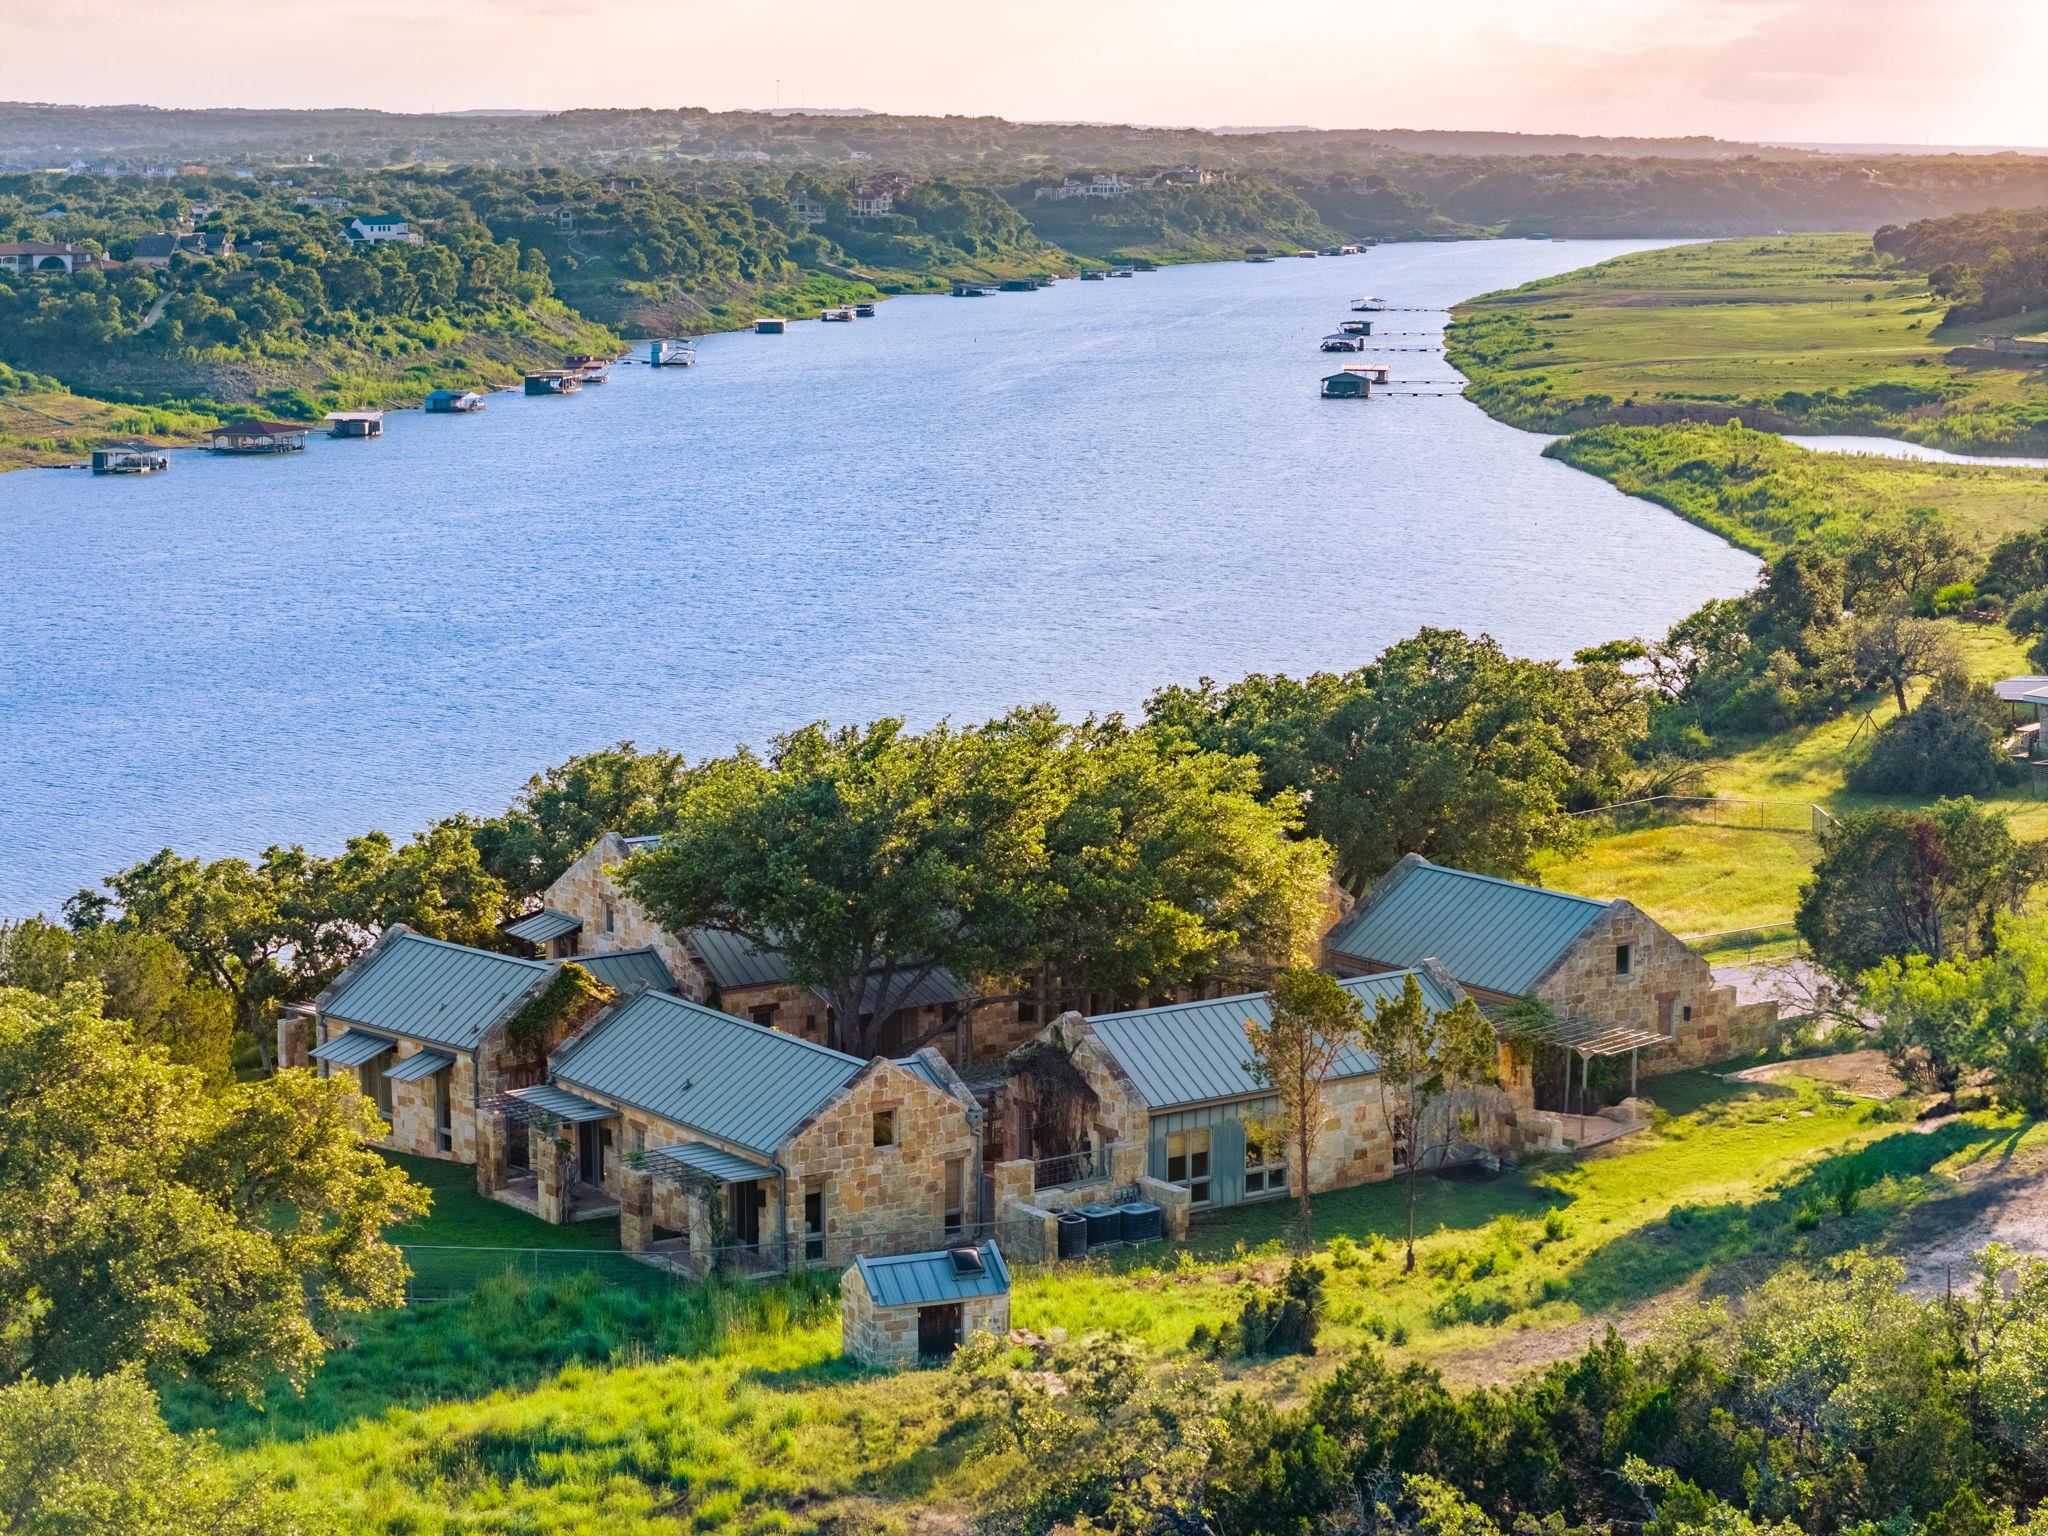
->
948, 1246, 984, 1276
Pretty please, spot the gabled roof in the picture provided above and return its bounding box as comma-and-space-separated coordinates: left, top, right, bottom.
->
318, 930, 553, 1051
853, 1241, 1009, 1307
1325, 856, 1610, 996
353, 212, 409, 226
1084, 969, 1460, 1111
686, 926, 795, 991
576, 947, 676, 995
1995, 676, 2048, 703
551, 989, 866, 1155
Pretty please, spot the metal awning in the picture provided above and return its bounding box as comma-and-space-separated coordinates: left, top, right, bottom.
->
310, 1028, 396, 1067
506, 908, 582, 944
643, 1141, 776, 1185
385, 1048, 455, 1082
1516, 1017, 1669, 1057
498, 1083, 616, 1124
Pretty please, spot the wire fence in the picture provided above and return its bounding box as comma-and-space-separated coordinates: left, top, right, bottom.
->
1572, 795, 1825, 836
1681, 921, 1806, 963
396, 1244, 681, 1303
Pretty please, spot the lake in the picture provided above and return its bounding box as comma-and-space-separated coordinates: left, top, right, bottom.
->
0, 239, 1760, 917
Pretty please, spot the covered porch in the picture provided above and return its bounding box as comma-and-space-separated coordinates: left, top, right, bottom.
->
1510, 1015, 1667, 1148
479, 1085, 621, 1224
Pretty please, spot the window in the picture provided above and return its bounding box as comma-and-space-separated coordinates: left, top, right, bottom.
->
872, 1110, 896, 1148
943, 1158, 965, 1233
1682, 1004, 1693, 1023
433, 1068, 452, 1154
803, 1189, 826, 1262
1165, 1127, 1213, 1206
1242, 1120, 1287, 1199
602, 899, 616, 935
556, 932, 581, 958
359, 1059, 392, 1121
750, 1004, 778, 1028
1016, 999, 1039, 1026
1614, 943, 1634, 977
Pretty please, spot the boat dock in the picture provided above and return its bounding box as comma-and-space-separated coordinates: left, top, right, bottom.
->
820, 306, 856, 322
90, 445, 169, 474
650, 339, 696, 366
1321, 334, 1368, 352
207, 419, 309, 454
524, 370, 583, 395
425, 389, 485, 413
324, 411, 384, 439
755, 317, 787, 334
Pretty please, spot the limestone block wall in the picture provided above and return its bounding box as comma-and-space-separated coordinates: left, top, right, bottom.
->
540, 834, 704, 994
533, 1127, 572, 1224
1300, 1074, 1399, 1196
780, 1061, 982, 1265
841, 1265, 1011, 1368
1004, 1015, 1149, 1161
1532, 902, 1745, 1073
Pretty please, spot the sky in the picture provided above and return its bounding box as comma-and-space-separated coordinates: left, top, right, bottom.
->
2, 0, 2044, 148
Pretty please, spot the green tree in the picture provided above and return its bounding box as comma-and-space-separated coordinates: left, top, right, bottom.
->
1796, 799, 2048, 978
466, 741, 701, 899
1244, 969, 1367, 1249
1862, 915, 2048, 1110
0, 1370, 310, 1536
0, 985, 428, 1393
1358, 974, 1500, 1272
1847, 607, 1961, 714
1847, 668, 2017, 798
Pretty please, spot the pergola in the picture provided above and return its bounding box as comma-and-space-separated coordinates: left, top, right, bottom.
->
1509, 1015, 1668, 1116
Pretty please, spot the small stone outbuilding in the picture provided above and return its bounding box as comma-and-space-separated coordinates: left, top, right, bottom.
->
842, 1241, 1011, 1367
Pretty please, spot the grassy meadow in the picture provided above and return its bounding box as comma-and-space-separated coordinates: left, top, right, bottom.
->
175, 1069, 2042, 1534
1447, 233, 2048, 453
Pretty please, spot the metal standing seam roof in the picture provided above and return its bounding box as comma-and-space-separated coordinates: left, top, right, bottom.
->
1084, 969, 1457, 1111
644, 1141, 777, 1184
320, 932, 555, 1051
506, 908, 583, 944
892, 1054, 950, 1092
685, 926, 798, 991
575, 948, 676, 995
310, 1027, 396, 1068
505, 1082, 617, 1123
1995, 676, 2048, 703
551, 989, 865, 1155
384, 1048, 455, 1082
854, 1241, 1010, 1308
1325, 859, 1610, 996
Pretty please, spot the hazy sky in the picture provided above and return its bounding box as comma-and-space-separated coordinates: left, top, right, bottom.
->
3, 0, 2042, 146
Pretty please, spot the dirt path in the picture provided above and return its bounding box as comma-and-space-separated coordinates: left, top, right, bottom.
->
1726, 1048, 1904, 1100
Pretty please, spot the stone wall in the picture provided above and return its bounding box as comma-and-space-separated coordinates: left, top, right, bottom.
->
1004, 1014, 1149, 1161
779, 1059, 983, 1266
381, 1045, 480, 1162
841, 1263, 1011, 1369
540, 833, 705, 994
1531, 901, 1756, 1074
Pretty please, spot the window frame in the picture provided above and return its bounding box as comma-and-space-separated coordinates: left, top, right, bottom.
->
1614, 943, 1634, 977
1164, 1127, 1214, 1206
872, 1110, 896, 1148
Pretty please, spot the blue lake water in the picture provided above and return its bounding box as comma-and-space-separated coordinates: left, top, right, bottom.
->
0, 239, 1761, 917
1783, 435, 2048, 470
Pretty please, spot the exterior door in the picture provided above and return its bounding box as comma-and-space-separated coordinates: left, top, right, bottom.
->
577, 1122, 610, 1185
731, 1179, 764, 1247
917, 1303, 964, 1360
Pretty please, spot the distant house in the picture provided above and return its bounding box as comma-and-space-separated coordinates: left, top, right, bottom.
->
533, 202, 580, 232
789, 193, 828, 225
346, 213, 421, 244
1034, 174, 1132, 202
0, 240, 84, 274
853, 172, 913, 218
1995, 675, 2048, 756
129, 231, 232, 265
1323, 855, 1767, 1096
295, 194, 348, 213
843, 1241, 1010, 1366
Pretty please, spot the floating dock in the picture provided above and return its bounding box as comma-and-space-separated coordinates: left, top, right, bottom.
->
755, 317, 787, 334
90, 446, 169, 474
324, 410, 384, 439
650, 339, 695, 367
1320, 334, 1368, 352
820, 306, 856, 322
424, 389, 485, 413
524, 370, 582, 395
854, 302, 877, 317
207, 420, 309, 454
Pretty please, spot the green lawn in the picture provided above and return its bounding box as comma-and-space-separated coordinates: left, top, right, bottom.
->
1448, 233, 2048, 455
184, 1070, 2043, 1534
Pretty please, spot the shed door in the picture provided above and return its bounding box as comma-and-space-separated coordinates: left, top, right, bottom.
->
918, 1303, 964, 1360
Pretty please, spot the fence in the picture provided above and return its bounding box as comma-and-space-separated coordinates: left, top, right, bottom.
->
1571, 795, 1823, 836
396, 1244, 681, 1303
697, 1218, 1002, 1279
1032, 1147, 1101, 1192
1680, 921, 1805, 963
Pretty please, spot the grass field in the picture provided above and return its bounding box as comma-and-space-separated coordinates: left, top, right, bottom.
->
0, 389, 219, 470
180, 1073, 2040, 1533
1537, 622, 2048, 941
1448, 233, 2048, 454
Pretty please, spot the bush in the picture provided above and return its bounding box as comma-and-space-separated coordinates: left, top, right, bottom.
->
1846, 670, 2017, 796
1234, 1260, 1325, 1358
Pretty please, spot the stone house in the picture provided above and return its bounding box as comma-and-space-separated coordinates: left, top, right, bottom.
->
514, 987, 987, 1271
1002, 967, 1528, 1217
842, 1241, 1010, 1367
281, 926, 668, 1168
516, 831, 1016, 1064
1323, 855, 1770, 1108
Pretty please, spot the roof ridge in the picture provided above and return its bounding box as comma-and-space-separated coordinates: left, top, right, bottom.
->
389, 929, 557, 968
1089, 968, 1440, 1027
621, 987, 869, 1069
1403, 861, 1610, 909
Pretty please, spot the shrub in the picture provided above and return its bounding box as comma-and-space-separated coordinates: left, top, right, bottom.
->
1327, 1235, 1362, 1269
1846, 669, 2017, 796
1541, 1208, 1572, 1243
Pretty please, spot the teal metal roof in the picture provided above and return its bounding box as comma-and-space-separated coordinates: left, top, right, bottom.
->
645, 1141, 776, 1184
506, 908, 582, 944
846, 966, 969, 1015
311, 1027, 395, 1068
893, 1054, 950, 1092
319, 931, 555, 1051
551, 990, 864, 1155
1086, 971, 1452, 1111
384, 1048, 454, 1082
854, 1242, 1010, 1307
686, 927, 795, 991
576, 948, 676, 995
1325, 858, 1609, 996
507, 1082, 616, 1123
